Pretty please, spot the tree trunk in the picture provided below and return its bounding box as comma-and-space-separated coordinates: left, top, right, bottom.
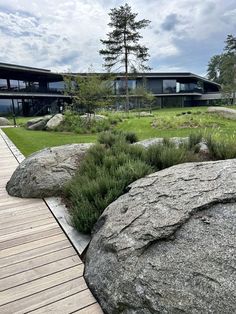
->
124, 27, 129, 112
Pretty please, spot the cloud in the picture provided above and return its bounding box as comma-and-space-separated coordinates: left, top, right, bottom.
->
0, 0, 235, 75
161, 14, 180, 31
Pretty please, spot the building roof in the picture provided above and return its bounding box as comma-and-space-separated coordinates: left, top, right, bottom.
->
0, 62, 62, 82
0, 62, 220, 88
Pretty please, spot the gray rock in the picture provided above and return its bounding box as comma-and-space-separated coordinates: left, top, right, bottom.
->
85, 159, 236, 313
6, 143, 93, 198
207, 106, 236, 120
28, 119, 47, 130
196, 141, 209, 156
26, 115, 52, 128
135, 137, 188, 148
46, 114, 64, 130
80, 114, 107, 121
136, 111, 154, 117
0, 117, 11, 126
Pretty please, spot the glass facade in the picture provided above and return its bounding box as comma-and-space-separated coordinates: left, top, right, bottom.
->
115, 79, 136, 94
49, 81, 65, 92
163, 80, 176, 93
176, 81, 203, 93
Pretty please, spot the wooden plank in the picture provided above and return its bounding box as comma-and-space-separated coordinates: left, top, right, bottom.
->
0, 200, 47, 214
0, 222, 58, 243
30, 289, 97, 313
74, 304, 104, 314
0, 255, 82, 291
0, 212, 53, 230
0, 239, 70, 268
0, 217, 55, 237
0, 277, 87, 314
0, 207, 50, 224
0, 265, 84, 305
0, 247, 78, 279
0, 234, 66, 259
0, 199, 44, 211
0, 226, 61, 250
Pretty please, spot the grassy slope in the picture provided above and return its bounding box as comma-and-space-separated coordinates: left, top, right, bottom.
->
3, 128, 97, 156
3, 106, 236, 156
117, 107, 236, 139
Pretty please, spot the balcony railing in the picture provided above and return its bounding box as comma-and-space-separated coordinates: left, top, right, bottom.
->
0, 85, 64, 94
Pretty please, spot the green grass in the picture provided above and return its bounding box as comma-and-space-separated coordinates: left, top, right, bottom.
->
3, 128, 97, 156
117, 107, 236, 139
3, 106, 236, 156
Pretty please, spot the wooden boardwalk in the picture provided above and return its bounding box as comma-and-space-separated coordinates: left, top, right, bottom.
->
0, 131, 103, 314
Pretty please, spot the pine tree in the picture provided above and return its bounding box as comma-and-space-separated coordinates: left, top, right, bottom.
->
207, 34, 236, 104
100, 3, 151, 111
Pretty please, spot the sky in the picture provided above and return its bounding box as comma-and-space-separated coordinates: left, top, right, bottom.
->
0, 0, 235, 76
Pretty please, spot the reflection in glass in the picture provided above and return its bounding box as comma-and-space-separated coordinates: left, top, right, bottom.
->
115, 79, 136, 94
163, 80, 176, 93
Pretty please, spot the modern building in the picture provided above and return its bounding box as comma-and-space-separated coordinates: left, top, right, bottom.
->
0, 63, 71, 116
0, 62, 222, 116
113, 72, 221, 108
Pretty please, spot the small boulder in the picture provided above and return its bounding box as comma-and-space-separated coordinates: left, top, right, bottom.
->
0, 117, 11, 126
46, 114, 64, 130
80, 114, 107, 121
135, 137, 189, 148
136, 111, 154, 117
27, 115, 52, 130
6, 143, 93, 198
28, 119, 47, 130
208, 106, 236, 120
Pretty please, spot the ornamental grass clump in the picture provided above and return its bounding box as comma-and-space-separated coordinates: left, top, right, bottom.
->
206, 135, 236, 160
64, 132, 152, 233
145, 141, 188, 170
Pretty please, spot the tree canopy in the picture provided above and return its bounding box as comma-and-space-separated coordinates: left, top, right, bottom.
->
207, 34, 236, 104
64, 72, 114, 113
100, 3, 151, 110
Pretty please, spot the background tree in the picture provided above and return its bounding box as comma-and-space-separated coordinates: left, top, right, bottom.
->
64, 71, 114, 114
207, 34, 236, 104
100, 3, 151, 111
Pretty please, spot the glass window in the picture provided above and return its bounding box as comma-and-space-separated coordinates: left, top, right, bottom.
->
163, 80, 176, 93
0, 79, 7, 90
49, 81, 65, 91
115, 79, 136, 94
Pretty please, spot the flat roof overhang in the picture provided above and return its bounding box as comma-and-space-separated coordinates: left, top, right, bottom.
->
0, 63, 63, 82
0, 92, 71, 99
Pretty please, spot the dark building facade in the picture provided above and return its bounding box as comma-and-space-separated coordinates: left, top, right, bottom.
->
0, 63, 71, 116
0, 63, 221, 116
113, 72, 221, 108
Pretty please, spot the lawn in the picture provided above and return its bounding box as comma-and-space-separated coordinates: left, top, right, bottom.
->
3, 128, 97, 156
117, 107, 236, 139
3, 106, 236, 156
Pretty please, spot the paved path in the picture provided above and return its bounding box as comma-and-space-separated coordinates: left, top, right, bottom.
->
0, 131, 103, 314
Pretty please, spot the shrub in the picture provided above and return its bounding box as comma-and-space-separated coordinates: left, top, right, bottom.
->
145, 143, 188, 170
206, 135, 236, 160
64, 139, 152, 233
125, 131, 138, 143
188, 132, 203, 150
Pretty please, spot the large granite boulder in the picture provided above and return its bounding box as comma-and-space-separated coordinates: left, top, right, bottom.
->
208, 106, 236, 120
6, 143, 92, 198
0, 117, 11, 126
85, 159, 236, 313
46, 113, 64, 130
27, 115, 52, 130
